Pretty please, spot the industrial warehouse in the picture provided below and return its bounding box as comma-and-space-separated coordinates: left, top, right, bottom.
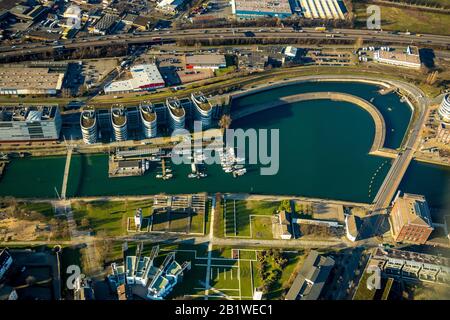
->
104, 64, 166, 94
231, 0, 346, 19
0, 66, 65, 95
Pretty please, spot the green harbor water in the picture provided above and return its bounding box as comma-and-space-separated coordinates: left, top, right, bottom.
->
0, 81, 447, 211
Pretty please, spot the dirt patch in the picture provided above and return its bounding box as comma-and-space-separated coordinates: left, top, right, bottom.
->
0, 218, 51, 241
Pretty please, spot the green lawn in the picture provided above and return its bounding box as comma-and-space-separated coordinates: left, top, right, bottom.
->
382, 278, 394, 300
211, 246, 305, 300
190, 199, 208, 235
223, 200, 279, 238
169, 212, 191, 233
262, 251, 305, 300
354, 2, 450, 35
239, 249, 257, 260
72, 199, 153, 236
353, 271, 377, 300
72, 198, 206, 236
239, 260, 254, 298
252, 216, 273, 239
19, 202, 54, 219
215, 66, 237, 77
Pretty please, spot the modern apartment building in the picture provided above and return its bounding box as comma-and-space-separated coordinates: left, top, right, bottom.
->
191, 92, 213, 129
108, 245, 191, 300
80, 108, 98, 144
140, 104, 158, 138
111, 107, 128, 141
438, 93, 450, 123
166, 97, 185, 132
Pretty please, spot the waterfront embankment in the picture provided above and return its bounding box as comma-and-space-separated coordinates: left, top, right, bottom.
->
232, 91, 389, 156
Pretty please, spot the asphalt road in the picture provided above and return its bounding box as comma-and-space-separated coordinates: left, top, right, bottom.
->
372, 81, 429, 212
1, 27, 449, 59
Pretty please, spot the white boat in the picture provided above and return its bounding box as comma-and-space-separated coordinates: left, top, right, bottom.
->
188, 173, 197, 178
145, 160, 150, 170
165, 168, 172, 173
191, 163, 197, 173
156, 174, 163, 178
199, 172, 207, 178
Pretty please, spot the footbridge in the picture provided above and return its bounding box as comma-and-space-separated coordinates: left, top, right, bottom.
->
60, 147, 73, 200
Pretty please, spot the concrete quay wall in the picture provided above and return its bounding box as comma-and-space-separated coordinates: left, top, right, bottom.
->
231, 91, 386, 155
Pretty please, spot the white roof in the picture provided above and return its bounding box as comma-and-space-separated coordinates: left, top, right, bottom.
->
104, 64, 164, 93
129, 64, 164, 88
285, 46, 297, 57
105, 79, 134, 93
157, 0, 184, 8
64, 5, 81, 18
253, 290, 263, 300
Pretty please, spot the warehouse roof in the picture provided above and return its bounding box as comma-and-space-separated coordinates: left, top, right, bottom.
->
105, 64, 165, 93
185, 54, 226, 66
233, 0, 292, 14
0, 67, 65, 91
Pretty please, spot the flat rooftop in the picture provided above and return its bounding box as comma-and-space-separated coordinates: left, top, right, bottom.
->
0, 106, 59, 122
186, 54, 226, 66
104, 64, 165, 93
376, 48, 421, 65
373, 247, 450, 268
233, 0, 292, 14
0, 67, 65, 91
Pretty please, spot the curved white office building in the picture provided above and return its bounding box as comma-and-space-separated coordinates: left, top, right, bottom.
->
438, 94, 450, 123
166, 97, 185, 132
191, 92, 212, 129
80, 109, 97, 144
140, 104, 157, 138
111, 107, 128, 141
